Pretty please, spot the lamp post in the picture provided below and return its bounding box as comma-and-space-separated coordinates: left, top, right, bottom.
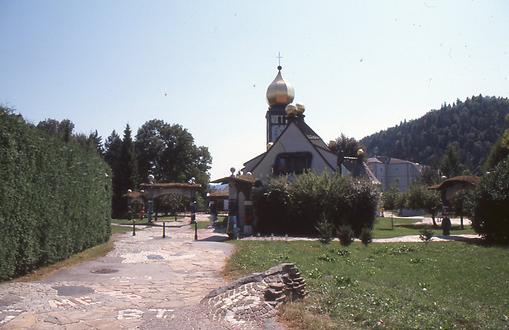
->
147, 174, 155, 223
189, 177, 198, 240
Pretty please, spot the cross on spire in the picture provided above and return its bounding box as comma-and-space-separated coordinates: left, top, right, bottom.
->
276, 52, 283, 70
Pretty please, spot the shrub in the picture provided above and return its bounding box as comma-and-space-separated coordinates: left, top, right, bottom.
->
315, 215, 335, 244
382, 185, 400, 210
359, 226, 373, 246
419, 229, 434, 242
472, 158, 509, 243
0, 109, 111, 280
253, 172, 379, 236
337, 225, 354, 246
252, 177, 290, 234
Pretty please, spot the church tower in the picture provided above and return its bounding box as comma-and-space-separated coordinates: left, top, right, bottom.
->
265, 65, 294, 146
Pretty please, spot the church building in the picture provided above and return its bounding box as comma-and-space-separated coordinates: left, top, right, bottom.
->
212, 65, 378, 236
242, 65, 339, 179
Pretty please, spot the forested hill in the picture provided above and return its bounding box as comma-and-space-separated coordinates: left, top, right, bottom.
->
360, 95, 509, 173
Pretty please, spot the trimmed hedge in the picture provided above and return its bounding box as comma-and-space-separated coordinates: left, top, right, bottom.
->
252, 172, 379, 236
0, 109, 111, 280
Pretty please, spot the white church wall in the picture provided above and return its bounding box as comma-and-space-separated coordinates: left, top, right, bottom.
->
252, 123, 333, 181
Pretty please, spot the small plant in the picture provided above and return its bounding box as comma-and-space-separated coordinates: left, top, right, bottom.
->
359, 226, 373, 246
337, 225, 354, 246
419, 228, 434, 242
315, 216, 335, 244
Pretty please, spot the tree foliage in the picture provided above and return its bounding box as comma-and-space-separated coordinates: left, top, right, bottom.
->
472, 159, 509, 243
401, 184, 442, 227
361, 95, 509, 174
484, 114, 509, 170
328, 134, 364, 157
135, 119, 212, 192
0, 108, 111, 280
382, 185, 400, 210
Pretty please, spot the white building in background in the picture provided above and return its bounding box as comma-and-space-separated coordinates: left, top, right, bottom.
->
367, 156, 424, 192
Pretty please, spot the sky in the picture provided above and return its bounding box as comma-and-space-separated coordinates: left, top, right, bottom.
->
1, 0, 509, 179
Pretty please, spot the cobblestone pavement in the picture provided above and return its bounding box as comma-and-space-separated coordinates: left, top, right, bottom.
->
0, 225, 240, 329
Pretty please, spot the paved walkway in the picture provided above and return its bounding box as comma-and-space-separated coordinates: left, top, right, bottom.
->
0, 225, 236, 329
242, 234, 480, 243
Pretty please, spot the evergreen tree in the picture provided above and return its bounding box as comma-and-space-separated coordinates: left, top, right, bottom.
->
440, 145, 463, 178
119, 124, 138, 191
104, 130, 124, 218
484, 114, 509, 170
361, 95, 509, 173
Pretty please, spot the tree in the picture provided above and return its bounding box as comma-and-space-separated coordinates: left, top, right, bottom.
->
404, 184, 442, 227
155, 193, 184, 220
119, 124, 138, 192
37, 118, 75, 142
422, 189, 442, 228
451, 189, 475, 230
382, 185, 400, 210
484, 114, 509, 170
472, 159, 509, 243
328, 134, 364, 157
88, 130, 104, 156
440, 145, 463, 178
360, 95, 509, 174
135, 119, 211, 190
104, 130, 124, 218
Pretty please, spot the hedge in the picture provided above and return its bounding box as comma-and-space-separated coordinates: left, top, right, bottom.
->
0, 109, 111, 280
252, 172, 379, 236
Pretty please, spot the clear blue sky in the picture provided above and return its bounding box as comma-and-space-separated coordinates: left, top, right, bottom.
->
1, 0, 508, 179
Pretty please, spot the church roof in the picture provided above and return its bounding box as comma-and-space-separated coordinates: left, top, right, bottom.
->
294, 120, 330, 150
244, 120, 336, 173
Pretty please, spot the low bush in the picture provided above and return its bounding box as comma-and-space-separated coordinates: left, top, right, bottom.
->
359, 226, 373, 246
315, 216, 335, 244
337, 225, 355, 246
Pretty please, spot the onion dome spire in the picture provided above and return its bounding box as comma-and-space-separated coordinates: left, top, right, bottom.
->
266, 66, 295, 107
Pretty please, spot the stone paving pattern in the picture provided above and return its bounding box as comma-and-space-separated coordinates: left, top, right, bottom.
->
201, 263, 307, 329
0, 223, 238, 329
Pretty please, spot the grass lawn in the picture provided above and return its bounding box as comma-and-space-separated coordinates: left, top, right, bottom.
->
373, 217, 476, 238
225, 240, 509, 329
111, 224, 136, 234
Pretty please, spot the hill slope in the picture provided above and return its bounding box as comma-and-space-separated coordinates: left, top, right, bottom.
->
360, 95, 509, 173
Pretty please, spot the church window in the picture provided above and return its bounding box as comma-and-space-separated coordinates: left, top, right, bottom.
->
273, 152, 312, 175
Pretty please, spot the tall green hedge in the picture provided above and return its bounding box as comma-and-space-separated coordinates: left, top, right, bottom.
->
0, 109, 111, 280
252, 172, 379, 235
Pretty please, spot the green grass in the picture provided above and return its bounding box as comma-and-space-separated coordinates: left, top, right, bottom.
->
111, 225, 136, 234
373, 217, 476, 238
226, 240, 509, 329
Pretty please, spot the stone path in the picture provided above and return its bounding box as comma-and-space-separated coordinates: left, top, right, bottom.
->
0, 225, 237, 329
242, 234, 480, 243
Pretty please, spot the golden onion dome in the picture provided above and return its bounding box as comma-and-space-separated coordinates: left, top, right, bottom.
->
285, 104, 297, 116
266, 66, 295, 106
295, 103, 305, 115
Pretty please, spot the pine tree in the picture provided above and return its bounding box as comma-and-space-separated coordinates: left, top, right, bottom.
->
104, 130, 124, 218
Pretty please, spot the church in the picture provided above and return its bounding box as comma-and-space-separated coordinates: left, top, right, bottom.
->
211, 65, 377, 236
242, 65, 339, 179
